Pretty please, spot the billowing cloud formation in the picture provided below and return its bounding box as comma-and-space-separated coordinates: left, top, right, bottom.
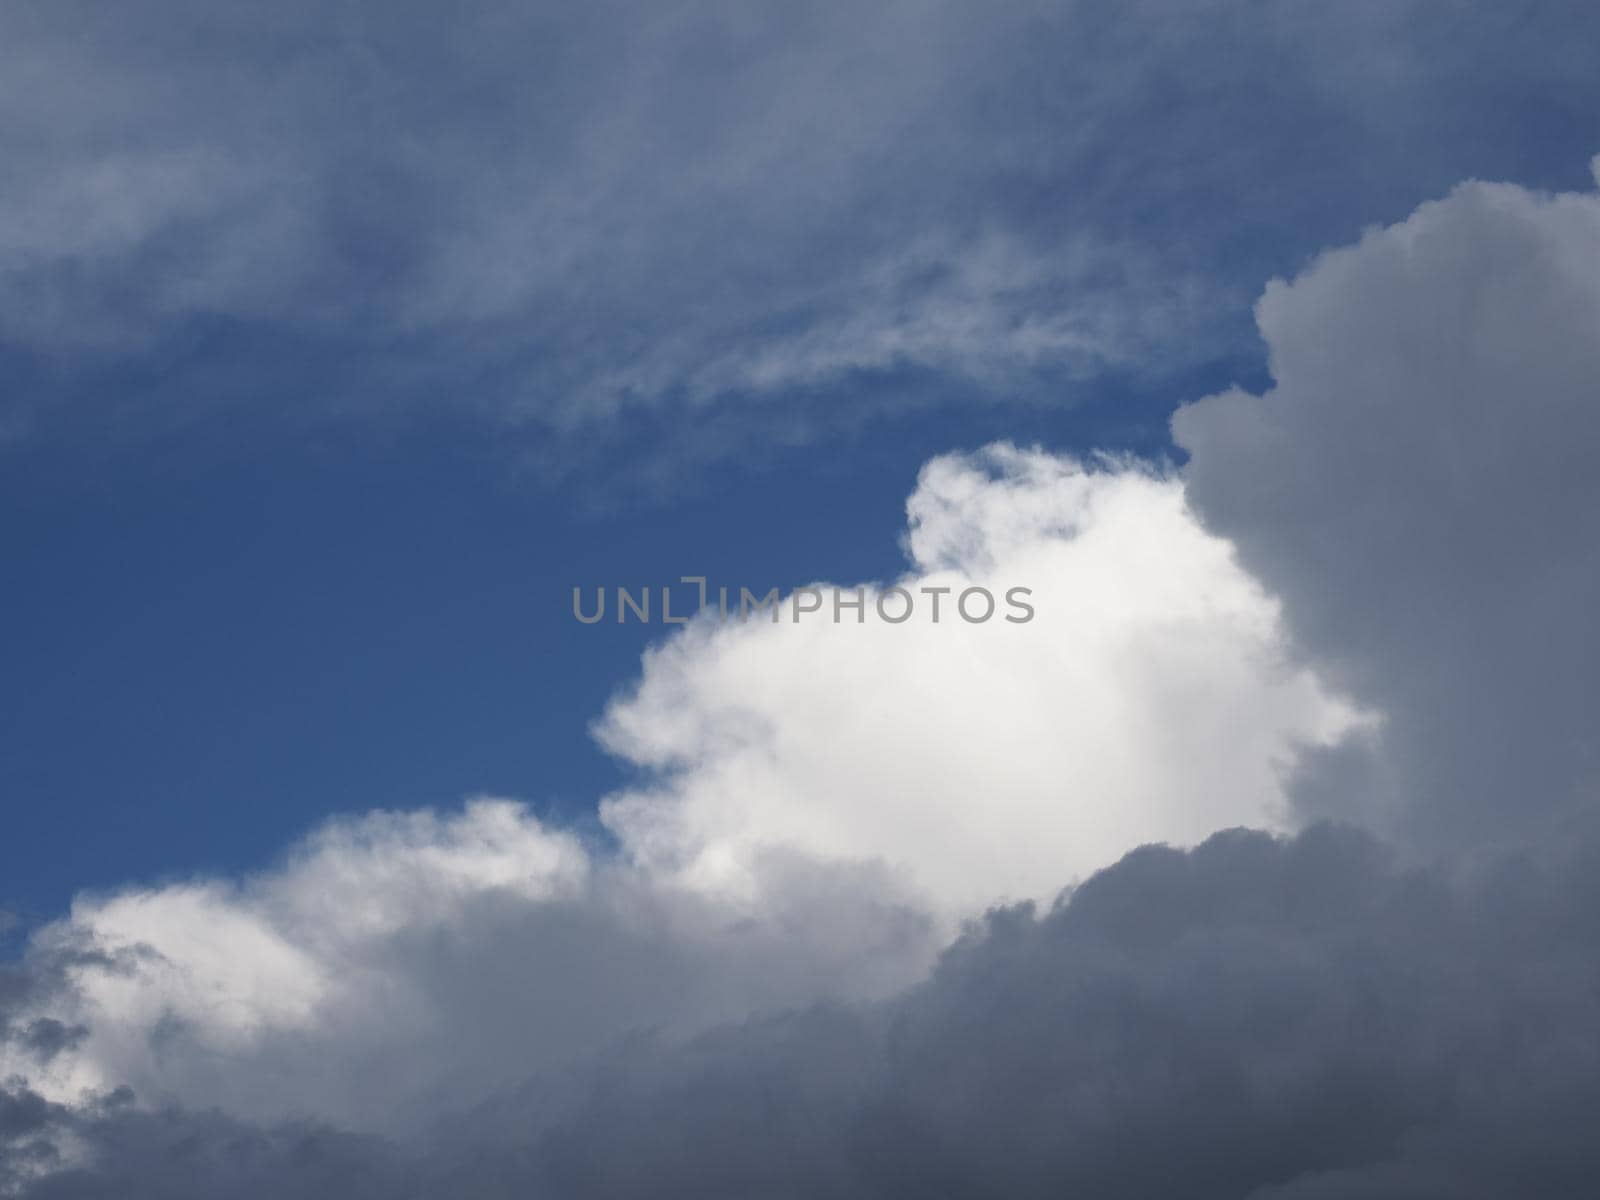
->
6, 801, 936, 1133
598, 445, 1355, 913
8, 159, 1600, 1196
504, 821, 1600, 1200
10, 820, 1600, 1198
4, 0, 1598, 460
1175, 161, 1600, 846
2, 445, 1348, 1133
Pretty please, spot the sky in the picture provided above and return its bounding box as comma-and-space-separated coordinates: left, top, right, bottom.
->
4, 1, 1600, 1196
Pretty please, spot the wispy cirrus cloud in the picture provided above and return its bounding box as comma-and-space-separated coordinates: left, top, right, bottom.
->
4, 0, 1598, 466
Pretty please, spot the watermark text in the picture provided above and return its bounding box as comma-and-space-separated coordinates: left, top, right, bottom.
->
572, 578, 1035, 625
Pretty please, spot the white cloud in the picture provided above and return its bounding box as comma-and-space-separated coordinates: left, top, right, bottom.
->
9, 800, 935, 1132
3, 444, 1359, 1133
597, 444, 1361, 915
16, 802, 587, 1118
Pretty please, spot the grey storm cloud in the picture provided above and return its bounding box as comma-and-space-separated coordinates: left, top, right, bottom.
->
3, 0, 1600, 465
1174, 168, 1600, 848
1, 957, 92, 1070
9, 820, 1600, 1198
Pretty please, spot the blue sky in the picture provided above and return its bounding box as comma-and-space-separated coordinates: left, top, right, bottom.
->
4, 0, 1598, 915
0, 356, 1234, 917
5, 5, 1600, 1194
2, 1, 1599, 917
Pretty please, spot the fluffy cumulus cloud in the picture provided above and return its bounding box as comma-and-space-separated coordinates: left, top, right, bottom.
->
3, 0, 1599, 463
1, 444, 1349, 1138
597, 444, 1355, 913
2, 801, 936, 1135
1174, 160, 1600, 846
7, 159, 1600, 1195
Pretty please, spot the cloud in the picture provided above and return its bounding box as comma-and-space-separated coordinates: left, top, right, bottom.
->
4, 0, 1598, 462
4, 801, 935, 1133
9, 157, 1600, 1195
597, 444, 1357, 914
1, 442, 1352, 1140
12, 821, 1600, 1197
1173, 168, 1600, 846
513, 820, 1600, 1200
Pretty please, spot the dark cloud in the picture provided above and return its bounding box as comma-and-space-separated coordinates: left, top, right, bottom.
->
1, 949, 100, 1066
522, 823, 1600, 1199
3, 0, 1598, 470
5, 1092, 410, 1200
11, 821, 1600, 1197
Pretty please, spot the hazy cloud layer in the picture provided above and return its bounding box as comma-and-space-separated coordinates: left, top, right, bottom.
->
4, 0, 1598, 462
